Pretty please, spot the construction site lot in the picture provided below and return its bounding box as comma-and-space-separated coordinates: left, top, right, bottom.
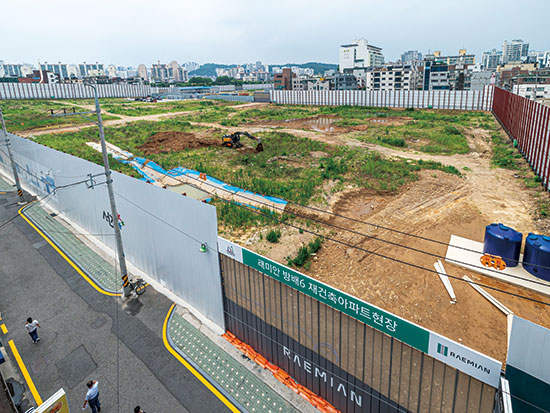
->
12, 98, 550, 363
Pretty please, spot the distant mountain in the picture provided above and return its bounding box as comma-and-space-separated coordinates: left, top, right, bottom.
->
189, 63, 234, 77
268, 62, 338, 74
189, 62, 339, 78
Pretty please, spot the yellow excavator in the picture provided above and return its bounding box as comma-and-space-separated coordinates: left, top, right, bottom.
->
221, 131, 264, 152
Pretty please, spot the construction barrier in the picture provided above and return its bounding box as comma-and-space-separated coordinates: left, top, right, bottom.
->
218, 237, 500, 413
270, 87, 494, 111
0, 82, 171, 99
492, 86, 550, 189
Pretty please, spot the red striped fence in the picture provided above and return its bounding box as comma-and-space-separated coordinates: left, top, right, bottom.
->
492, 87, 550, 188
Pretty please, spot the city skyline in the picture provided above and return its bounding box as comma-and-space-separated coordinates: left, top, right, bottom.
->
1, 0, 548, 66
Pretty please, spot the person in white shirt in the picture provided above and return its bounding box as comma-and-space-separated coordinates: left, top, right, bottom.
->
25, 318, 41, 343
83, 380, 101, 413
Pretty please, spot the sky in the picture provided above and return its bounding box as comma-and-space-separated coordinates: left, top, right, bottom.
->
1, 0, 549, 67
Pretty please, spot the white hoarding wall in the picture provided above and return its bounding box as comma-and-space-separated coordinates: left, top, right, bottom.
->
0, 134, 224, 328
0, 83, 171, 99
507, 316, 550, 384
270, 86, 494, 111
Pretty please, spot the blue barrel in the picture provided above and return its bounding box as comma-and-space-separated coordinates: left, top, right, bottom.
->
483, 223, 523, 267
523, 233, 550, 281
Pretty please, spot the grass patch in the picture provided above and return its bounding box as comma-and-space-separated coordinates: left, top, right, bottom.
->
0, 99, 119, 131
266, 229, 282, 243
491, 132, 522, 169
287, 237, 323, 269
101, 99, 229, 117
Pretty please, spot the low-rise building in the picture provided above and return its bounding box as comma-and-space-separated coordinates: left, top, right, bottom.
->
19, 70, 59, 84
331, 73, 358, 90
497, 63, 537, 89
364, 64, 420, 91
307, 78, 330, 91
470, 65, 494, 90
274, 68, 295, 90
426, 50, 475, 65
513, 84, 550, 100
422, 61, 450, 90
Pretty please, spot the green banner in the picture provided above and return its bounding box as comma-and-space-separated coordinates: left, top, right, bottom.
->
242, 249, 430, 352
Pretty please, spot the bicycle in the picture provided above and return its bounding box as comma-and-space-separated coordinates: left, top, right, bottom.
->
129, 278, 147, 295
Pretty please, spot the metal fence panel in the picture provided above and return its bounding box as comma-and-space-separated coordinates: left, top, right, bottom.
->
219, 249, 498, 412
493, 87, 550, 189
269, 87, 494, 110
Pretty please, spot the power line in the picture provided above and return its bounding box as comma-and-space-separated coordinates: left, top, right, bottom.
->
109, 168, 550, 305
143, 161, 550, 290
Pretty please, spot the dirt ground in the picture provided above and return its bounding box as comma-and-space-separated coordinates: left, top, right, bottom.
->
239, 118, 550, 363
138, 130, 222, 155
251, 114, 413, 134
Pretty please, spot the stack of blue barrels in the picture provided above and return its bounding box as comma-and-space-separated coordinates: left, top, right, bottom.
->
483, 223, 550, 281
483, 223, 522, 267
523, 234, 550, 281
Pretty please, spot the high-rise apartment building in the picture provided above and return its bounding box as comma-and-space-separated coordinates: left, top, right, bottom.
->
78, 63, 105, 77
401, 50, 423, 64
481, 49, 503, 70
138, 64, 148, 81
339, 39, 384, 72
151, 61, 187, 83
0, 61, 33, 78
184, 62, 200, 72
39, 62, 70, 79
502, 39, 529, 64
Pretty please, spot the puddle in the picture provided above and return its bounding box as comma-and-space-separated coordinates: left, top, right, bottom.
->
308, 117, 336, 132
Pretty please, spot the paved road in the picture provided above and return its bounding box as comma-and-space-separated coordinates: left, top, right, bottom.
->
0, 191, 228, 412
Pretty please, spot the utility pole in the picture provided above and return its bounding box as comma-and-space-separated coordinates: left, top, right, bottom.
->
0, 108, 25, 203
87, 84, 132, 297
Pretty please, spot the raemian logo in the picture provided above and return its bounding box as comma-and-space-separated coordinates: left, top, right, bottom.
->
437, 343, 449, 356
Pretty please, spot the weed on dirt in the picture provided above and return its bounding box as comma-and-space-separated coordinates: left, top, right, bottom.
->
0, 99, 119, 131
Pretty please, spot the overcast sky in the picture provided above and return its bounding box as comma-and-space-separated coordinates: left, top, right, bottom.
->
2, 0, 548, 67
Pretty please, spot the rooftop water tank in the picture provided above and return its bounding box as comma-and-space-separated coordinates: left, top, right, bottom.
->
483, 223, 523, 267
523, 233, 550, 281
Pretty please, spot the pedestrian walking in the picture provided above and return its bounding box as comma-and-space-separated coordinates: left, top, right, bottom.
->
134, 406, 146, 413
83, 380, 101, 413
25, 317, 40, 343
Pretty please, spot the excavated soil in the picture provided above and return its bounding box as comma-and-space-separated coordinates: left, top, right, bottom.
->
138, 131, 222, 155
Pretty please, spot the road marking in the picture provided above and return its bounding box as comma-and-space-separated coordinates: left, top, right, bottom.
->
18, 203, 121, 297
8, 340, 43, 406
162, 304, 239, 413
1, 324, 7, 334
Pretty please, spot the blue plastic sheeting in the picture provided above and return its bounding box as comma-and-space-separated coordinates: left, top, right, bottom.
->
111, 152, 288, 208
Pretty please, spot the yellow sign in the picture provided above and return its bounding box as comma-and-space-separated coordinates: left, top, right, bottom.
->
35, 388, 70, 413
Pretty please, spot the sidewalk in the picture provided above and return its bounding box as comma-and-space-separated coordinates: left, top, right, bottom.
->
4, 187, 309, 412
